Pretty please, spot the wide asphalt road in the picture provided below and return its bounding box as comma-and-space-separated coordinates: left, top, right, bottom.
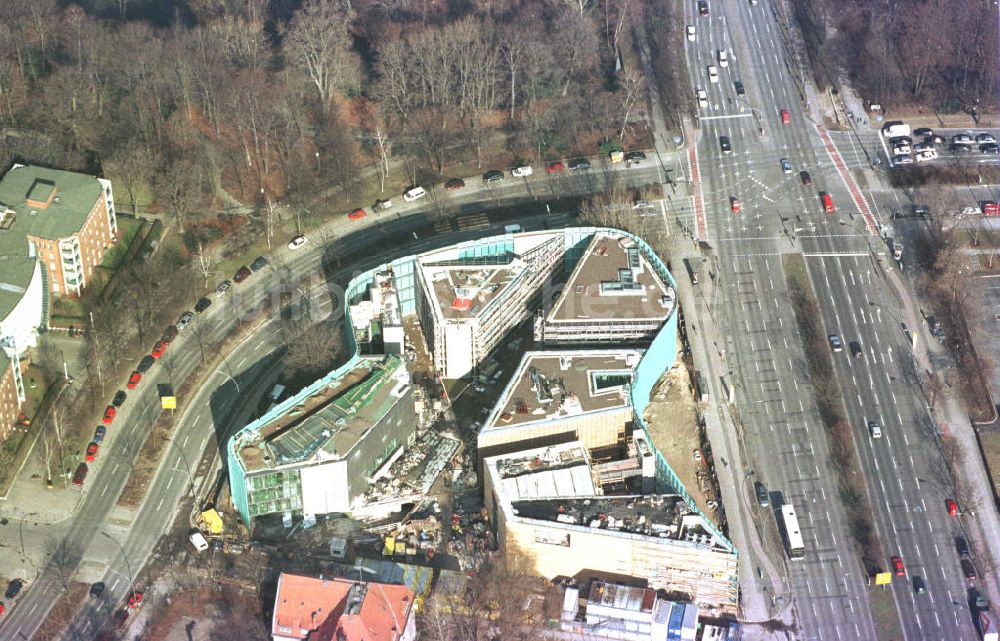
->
0, 159, 664, 640
684, 1, 981, 640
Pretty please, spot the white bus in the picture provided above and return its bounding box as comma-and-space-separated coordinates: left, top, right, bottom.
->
780, 504, 805, 560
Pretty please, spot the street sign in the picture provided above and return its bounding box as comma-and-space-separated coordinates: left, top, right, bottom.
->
874, 572, 893, 586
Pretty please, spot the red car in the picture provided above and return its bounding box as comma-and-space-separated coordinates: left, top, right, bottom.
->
128, 592, 144, 609
151, 340, 168, 359
730, 197, 741, 214
102, 406, 116, 425
984, 202, 1000, 217
780, 109, 790, 124
0, 602, 5, 615
233, 266, 252, 283
86, 443, 99, 462
444, 178, 465, 191
127, 371, 142, 389
946, 499, 958, 516
891, 556, 905, 576
545, 161, 565, 173
348, 208, 366, 220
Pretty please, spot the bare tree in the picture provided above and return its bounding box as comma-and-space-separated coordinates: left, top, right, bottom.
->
282, 319, 344, 381
44, 536, 82, 592
192, 241, 220, 289
283, 0, 359, 115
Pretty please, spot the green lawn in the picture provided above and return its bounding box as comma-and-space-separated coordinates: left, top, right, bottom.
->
868, 585, 904, 641
102, 216, 147, 269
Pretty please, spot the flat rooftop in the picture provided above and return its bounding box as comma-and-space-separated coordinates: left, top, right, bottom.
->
239, 355, 409, 471
549, 233, 672, 322
425, 263, 517, 319
488, 442, 596, 500
485, 349, 643, 430
510, 495, 725, 548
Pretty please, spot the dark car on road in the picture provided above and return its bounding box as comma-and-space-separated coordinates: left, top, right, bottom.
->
956, 536, 970, 557
698, 0, 709, 15
799, 170, 812, 185
90, 582, 105, 598
981, 143, 999, 154
624, 151, 646, 165
568, 158, 592, 170
233, 266, 252, 283
849, 341, 863, 358
94, 425, 106, 444
250, 256, 269, 272
5, 579, 23, 600
112, 390, 127, 407
161, 325, 178, 343
753, 481, 769, 507
445, 178, 465, 191
72, 462, 88, 486
194, 297, 212, 313
137, 355, 155, 374
719, 136, 732, 154
962, 558, 977, 580
734, 80, 745, 96
482, 170, 505, 183
912, 576, 926, 594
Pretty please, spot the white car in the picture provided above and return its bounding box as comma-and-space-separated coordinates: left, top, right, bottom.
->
707, 65, 719, 83
868, 421, 882, 439
718, 49, 729, 67
915, 149, 937, 162
686, 25, 696, 41
892, 143, 912, 156
403, 186, 426, 202
511, 165, 533, 177
696, 88, 708, 108
287, 235, 308, 250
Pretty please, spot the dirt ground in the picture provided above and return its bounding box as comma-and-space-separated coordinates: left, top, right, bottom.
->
978, 431, 1000, 504
641, 350, 721, 526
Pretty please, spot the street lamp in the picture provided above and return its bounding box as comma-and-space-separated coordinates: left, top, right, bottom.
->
163, 435, 196, 497
101, 531, 136, 603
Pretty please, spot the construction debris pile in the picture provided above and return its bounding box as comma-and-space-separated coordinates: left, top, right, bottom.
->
448, 508, 496, 571
361, 431, 461, 507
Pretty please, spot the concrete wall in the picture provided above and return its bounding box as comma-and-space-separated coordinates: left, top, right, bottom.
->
0, 258, 43, 355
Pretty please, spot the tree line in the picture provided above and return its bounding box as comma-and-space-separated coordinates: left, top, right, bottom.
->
0, 0, 640, 219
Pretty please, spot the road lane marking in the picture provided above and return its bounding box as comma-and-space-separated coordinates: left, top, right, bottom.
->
156, 498, 164, 511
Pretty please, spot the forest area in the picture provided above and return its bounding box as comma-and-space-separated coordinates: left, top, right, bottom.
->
0, 0, 643, 222
797, 0, 997, 114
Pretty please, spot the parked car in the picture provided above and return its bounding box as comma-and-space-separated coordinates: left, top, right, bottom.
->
102, 406, 116, 425
444, 178, 465, 191
373, 198, 393, 210
952, 133, 974, 145
568, 158, 592, 170
161, 325, 178, 343
780, 109, 790, 124
956, 536, 970, 557
287, 235, 308, 251
216, 280, 232, 296
753, 481, 769, 507
946, 499, 958, 516
511, 165, 533, 177
86, 442, 99, 462
128, 592, 145, 609
913, 127, 934, 137
347, 208, 366, 221
93, 425, 106, 444
403, 186, 427, 202
250, 256, 269, 272
194, 297, 212, 313
483, 169, 505, 183
126, 371, 142, 389
233, 266, 252, 283
151, 340, 168, 359
730, 197, 741, 214
5, 579, 23, 600
72, 462, 88, 486
625, 151, 646, 165
112, 390, 127, 407
113, 609, 129, 629
90, 582, 106, 598
176, 311, 194, 331
136, 355, 155, 374
545, 161, 565, 173
976, 133, 996, 144
981, 143, 999, 154
962, 558, 977, 581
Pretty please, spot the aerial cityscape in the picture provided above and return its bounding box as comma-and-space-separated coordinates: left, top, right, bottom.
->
0, 1, 997, 640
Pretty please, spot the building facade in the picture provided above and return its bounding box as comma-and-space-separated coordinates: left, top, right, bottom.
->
0, 355, 24, 443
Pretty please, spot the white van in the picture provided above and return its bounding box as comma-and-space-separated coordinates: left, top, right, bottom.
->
511, 165, 533, 177
403, 186, 426, 202
189, 530, 209, 552
504, 224, 524, 234
882, 121, 911, 139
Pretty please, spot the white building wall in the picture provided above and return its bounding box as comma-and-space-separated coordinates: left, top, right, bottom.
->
0, 259, 44, 358
443, 322, 475, 379
97, 177, 117, 234
299, 460, 349, 515
400, 608, 418, 641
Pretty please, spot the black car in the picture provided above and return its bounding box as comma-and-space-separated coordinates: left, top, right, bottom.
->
956, 536, 970, 557
913, 205, 931, 216
112, 390, 127, 407
981, 143, 999, 154
624, 150, 646, 164
949, 143, 974, 154
913, 127, 934, 137
5, 579, 23, 600
250, 256, 269, 272
719, 136, 732, 154
849, 341, 863, 358
136, 354, 155, 374
90, 582, 106, 598
734, 80, 746, 96
962, 558, 977, 580
912, 576, 926, 594
568, 158, 592, 170
924, 135, 945, 145
753, 481, 769, 507
698, 0, 709, 15
482, 169, 505, 183
799, 170, 812, 185
194, 297, 212, 313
